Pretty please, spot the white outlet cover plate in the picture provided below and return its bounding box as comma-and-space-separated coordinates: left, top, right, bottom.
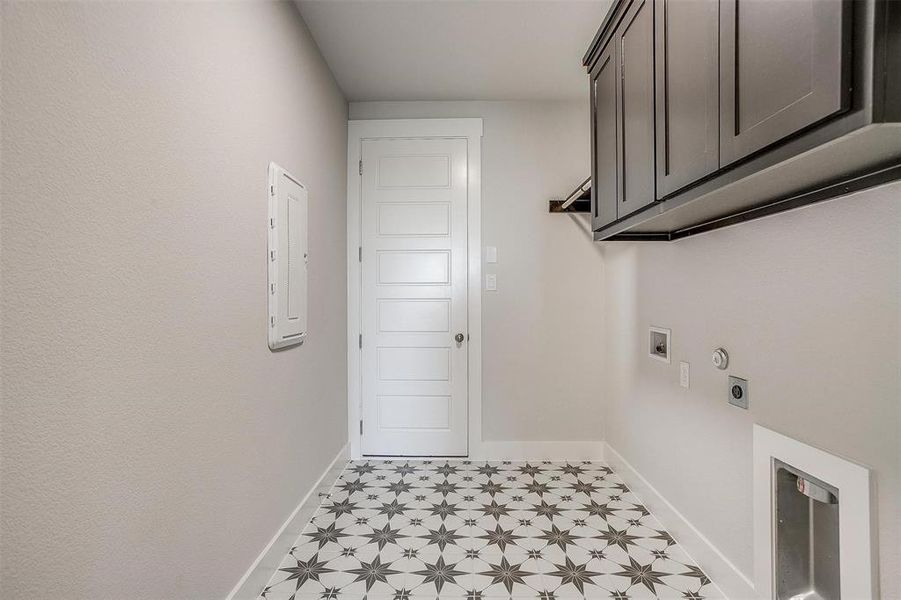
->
485, 274, 497, 291
679, 362, 690, 388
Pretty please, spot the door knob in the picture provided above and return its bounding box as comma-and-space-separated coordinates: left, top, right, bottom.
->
455, 333, 465, 343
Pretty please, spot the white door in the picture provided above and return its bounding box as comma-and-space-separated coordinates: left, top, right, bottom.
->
361, 137, 469, 456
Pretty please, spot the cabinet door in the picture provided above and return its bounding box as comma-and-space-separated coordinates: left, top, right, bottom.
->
591, 42, 618, 230
617, 0, 656, 218
655, 0, 719, 197
720, 0, 850, 166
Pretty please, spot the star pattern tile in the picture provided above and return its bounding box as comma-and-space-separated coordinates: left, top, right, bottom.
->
259, 460, 724, 600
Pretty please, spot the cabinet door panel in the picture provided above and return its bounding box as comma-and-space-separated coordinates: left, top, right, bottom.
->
720, 0, 850, 166
655, 0, 719, 197
591, 44, 618, 230
618, 0, 656, 218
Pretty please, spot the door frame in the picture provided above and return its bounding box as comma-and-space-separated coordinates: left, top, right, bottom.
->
346, 118, 483, 459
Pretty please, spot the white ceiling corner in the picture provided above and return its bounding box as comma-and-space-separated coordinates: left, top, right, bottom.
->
296, 0, 612, 102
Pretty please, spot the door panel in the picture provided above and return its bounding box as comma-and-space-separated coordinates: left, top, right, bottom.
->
377, 251, 450, 285
361, 137, 468, 456
720, 0, 850, 165
618, 0, 656, 218
378, 299, 450, 333
378, 347, 450, 381
377, 154, 451, 188
655, 0, 719, 197
378, 396, 451, 430
377, 203, 450, 236
591, 43, 618, 230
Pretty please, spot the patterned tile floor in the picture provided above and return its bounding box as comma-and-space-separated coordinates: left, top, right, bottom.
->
260, 461, 724, 600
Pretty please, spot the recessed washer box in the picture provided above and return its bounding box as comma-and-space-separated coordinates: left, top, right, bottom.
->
649, 327, 671, 363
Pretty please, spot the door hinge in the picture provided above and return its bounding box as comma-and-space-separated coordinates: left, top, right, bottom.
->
359, 419, 363, 435
358, 246, 362, 262
359, 160, 363, 175
359, 334, 362, 349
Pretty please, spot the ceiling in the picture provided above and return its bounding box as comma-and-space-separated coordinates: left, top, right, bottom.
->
296, 0, 612, 102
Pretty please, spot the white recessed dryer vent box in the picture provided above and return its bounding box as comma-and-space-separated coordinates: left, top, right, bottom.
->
753, 425, 875, 600
649, 326, 671, 363
268, 163, 308, 350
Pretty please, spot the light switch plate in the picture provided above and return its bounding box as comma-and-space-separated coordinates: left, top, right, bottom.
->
680, 362, 690, 388
486, 246, 497, 263
485, 274, 497, 291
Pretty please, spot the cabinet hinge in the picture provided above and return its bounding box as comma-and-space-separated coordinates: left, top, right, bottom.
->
358, 246, 362, 262
359, 419, 363, 435
359, 160, 363, 175
359, 334, 362, 349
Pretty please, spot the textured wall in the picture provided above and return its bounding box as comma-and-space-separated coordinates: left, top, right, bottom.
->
349, 101, 606, 442
601, 183, 901, 598
0, 2, 348, 599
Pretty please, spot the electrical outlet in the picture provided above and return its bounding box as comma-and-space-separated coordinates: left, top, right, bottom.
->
485, 274, 497, 291
680, 362, 690, 388
728, 376, 749, 409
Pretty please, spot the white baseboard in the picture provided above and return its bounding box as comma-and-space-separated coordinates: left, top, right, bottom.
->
603, 442, 755, 600
354, 441, 604, 462
226, 444, 349, 600
473, 440, 605, 461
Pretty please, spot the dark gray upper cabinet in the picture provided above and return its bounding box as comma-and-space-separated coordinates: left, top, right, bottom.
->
654, 0, 719, 197
582, 0, 900, 241
719, 0, 851, 166
617, 0, 656, 218
591, 43, 618, 230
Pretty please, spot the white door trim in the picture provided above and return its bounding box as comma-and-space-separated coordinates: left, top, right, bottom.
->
347, 118, 483, 460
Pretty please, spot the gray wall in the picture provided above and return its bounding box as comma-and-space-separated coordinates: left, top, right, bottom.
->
601, 183, 901, 598
349, 101, 605, 442
0, 2, 348, 599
